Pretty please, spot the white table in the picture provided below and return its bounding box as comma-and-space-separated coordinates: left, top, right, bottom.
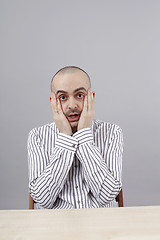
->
0, 206, 160, 240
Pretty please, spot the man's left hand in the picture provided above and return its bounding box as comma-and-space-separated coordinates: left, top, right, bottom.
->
77, 89, 95, 131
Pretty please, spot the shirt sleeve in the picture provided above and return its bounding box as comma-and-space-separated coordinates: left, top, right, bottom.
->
73, 125, 123, 207
27, 129, 78, 209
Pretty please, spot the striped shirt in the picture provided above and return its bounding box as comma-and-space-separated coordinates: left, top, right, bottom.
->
27, 119, 123, 209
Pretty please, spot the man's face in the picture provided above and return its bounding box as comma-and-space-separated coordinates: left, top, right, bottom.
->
52, 70, 90, 129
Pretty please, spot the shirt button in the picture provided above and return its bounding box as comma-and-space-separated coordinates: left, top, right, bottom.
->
77, 201, 80, 204
75, 186, 78, 189
72, 144, 75, 148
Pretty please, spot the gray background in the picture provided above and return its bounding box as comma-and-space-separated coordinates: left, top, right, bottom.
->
0, 0, 160, 210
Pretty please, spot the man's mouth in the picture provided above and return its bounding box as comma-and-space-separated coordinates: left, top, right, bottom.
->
67, 113, 80, 122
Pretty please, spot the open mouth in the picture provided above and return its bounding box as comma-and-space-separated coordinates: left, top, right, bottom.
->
67, 113, 80, 122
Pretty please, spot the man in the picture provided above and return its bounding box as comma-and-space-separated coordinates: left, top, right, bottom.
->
27, 66, 123, 209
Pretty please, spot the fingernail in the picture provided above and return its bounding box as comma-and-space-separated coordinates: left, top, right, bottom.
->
93, 92, 95, 97
50, 97, 51, 101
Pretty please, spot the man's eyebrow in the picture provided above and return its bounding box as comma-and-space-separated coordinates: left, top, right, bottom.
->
56, 90, 67, 95
73, 87, 87, 93
56, 87, 87, 95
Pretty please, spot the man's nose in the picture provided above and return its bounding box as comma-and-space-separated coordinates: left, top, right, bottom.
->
68, 97, 77, 109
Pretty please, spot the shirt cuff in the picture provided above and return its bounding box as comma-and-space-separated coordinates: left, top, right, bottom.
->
73, 128, 94, 145
55, 133, 78, 152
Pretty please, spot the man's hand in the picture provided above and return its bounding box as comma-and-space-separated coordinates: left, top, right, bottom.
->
77, 89, 95, 131
50, 93, 72, 136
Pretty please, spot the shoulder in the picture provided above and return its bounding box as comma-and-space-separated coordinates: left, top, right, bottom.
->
28, 122, 58, 141
92, 119, 122, 134
92, 120, 123, 149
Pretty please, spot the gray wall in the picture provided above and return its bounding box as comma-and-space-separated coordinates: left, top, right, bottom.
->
0, 0, 160, 209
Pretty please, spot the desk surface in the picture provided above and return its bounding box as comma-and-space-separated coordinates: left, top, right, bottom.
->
0, 206, 160, 240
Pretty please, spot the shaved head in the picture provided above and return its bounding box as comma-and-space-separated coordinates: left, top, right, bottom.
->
50, 66, 91, 92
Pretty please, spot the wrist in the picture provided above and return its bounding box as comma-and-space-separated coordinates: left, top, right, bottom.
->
62, 131, 72, 136
78, 124, 92, 132
55, 133, 78, 152
73, 128, 93, 145
59, 129, 72, 136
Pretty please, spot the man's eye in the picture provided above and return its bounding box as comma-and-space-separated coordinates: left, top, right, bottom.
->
59, 95, 66, 101
77, 93, 84, 98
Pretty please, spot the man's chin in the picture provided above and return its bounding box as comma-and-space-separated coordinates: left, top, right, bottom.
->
70, 120, 78, 127
71, 126, 77, 134
70, 121, 78, 133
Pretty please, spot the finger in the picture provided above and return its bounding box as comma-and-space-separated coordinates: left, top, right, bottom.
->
83, 94, 88, 112
92, 92, 95, 108
87, 88, 92, 112
50, 92, 55, 102
91, 91, 95, 111
88, 90, 95, 112
51, 92, 58, 114
56, 98, 63, 114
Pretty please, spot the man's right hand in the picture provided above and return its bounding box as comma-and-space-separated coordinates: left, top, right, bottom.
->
50, 93, 72, 136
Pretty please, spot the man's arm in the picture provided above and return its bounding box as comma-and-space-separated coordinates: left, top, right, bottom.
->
74, 90, 123, 206
27, 129, 78, 209
28, 93, 80, 209
74, 125, 123, 207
